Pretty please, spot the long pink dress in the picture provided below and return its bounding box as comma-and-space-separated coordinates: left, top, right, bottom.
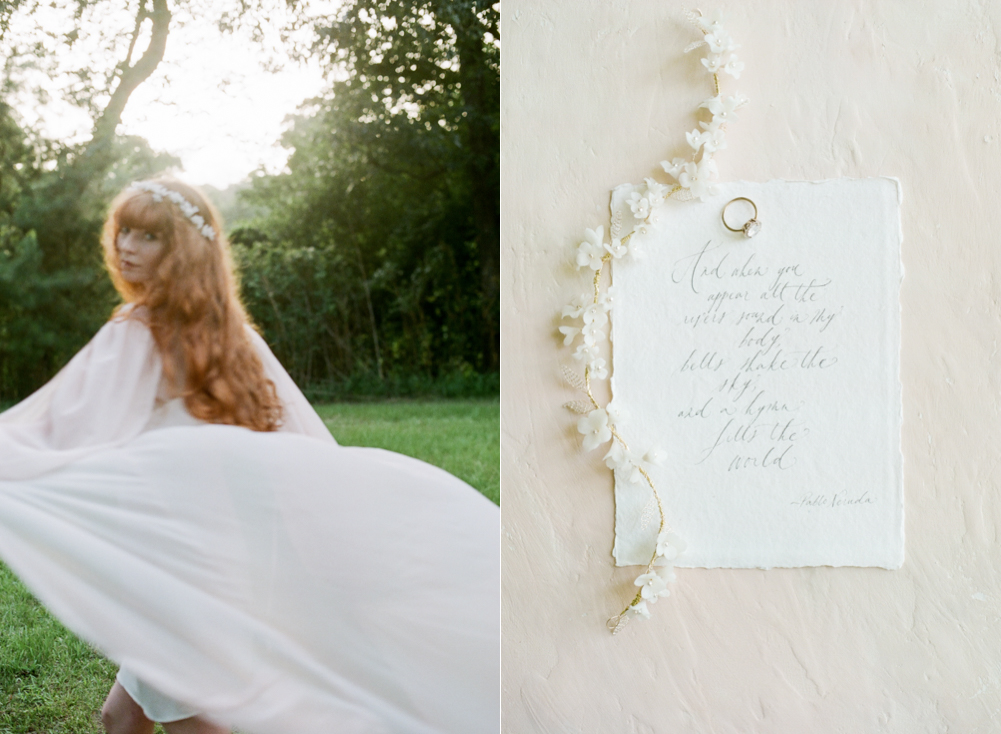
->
0, 314, 499, 733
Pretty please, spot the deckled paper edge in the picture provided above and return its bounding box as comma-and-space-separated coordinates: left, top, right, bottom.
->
609, 177, 907, 569
890, 175, 905, 571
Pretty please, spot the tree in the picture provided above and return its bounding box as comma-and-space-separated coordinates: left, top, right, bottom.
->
0, 0, 24, 41
312, 0, 499, 368
238, 0, 499, 387
86, 0, 171, 170
0, 0, 176, 400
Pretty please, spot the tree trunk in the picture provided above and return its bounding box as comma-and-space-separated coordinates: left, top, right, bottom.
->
354, 242, 384, 380
81, 0, 171, 171
34, 0, 172, 270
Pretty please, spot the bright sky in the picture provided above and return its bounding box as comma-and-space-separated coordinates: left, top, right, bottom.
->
5, 2, 330, 189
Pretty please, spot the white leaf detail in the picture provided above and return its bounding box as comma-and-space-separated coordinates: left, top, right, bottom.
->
561, 364, 587, 392
562, 400, 592, 415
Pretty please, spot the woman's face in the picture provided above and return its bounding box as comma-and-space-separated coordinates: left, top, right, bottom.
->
116, 226, 164, 284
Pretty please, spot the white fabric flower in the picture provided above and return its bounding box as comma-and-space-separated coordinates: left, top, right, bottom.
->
701, 53, 723, 74
677, 158, 719, 202
575, 227, 606, 270
580, 320, 605, 346
629, 600, 651, 619
577, 409, 612, 451
634, 571, 670, 602
622, 462, 642, 485
700, 93, 748, 125
605, 401, 630, 424
603, 441, 627, 471
573, 342, 600, 364
706, 31, 735, 54
604, 442, 643, 483
655, 532, 687, 561
685, 128, 707, 152
699, 124, 727, 154
671, 160, 696, 185
579, 306, 608, 351
557, 325, 579, 346
597, 285, 616, 311
660, 157, 688, 179
643, 179, 669, 207
581, 303, 608, 329
694, 8, 723, 35
604, 238, 628, 259
643, 447, 666, 466
628, 192, 651, 220
589, 357, 608, 381
723, 57, 744, 79
562, 294, 589, 319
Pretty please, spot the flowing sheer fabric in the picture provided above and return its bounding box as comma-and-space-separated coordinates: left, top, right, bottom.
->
0, 315, 500, 733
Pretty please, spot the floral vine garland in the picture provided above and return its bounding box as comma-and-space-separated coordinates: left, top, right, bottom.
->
559, 9, 747, 634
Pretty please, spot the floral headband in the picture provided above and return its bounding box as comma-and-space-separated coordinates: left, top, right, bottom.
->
129, 181, 217, 241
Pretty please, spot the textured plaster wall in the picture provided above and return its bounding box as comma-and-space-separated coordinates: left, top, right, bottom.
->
501, 1, 1001, 731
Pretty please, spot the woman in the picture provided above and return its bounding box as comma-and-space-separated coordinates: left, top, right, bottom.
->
0, 179, 499, 733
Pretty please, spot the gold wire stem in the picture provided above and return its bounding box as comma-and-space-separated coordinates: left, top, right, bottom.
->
605, 422, 671, 633
577, 241, 672, 633
586, 122, 692, 636
609, 426, 669, 537
600, 11, 736, 635
583, 253, 612, 410
584, 370, 600, 410
696, 16, 720, 97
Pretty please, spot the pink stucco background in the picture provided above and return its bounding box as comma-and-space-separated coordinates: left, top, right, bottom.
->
501, 1, 1001, 731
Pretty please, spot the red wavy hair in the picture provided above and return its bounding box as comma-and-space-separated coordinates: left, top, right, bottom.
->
102, 178, 283, 432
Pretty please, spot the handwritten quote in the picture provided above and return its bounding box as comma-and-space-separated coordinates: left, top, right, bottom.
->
669, 239, 842, 483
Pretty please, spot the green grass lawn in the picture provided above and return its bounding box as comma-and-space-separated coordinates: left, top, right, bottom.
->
314, 398, 499, 505
0, 398, 498, 731
0, 566, 118, 733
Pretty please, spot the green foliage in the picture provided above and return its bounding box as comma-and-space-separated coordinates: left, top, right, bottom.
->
314, 398, 500, 504
0, 0, 24, 41
237, 0, 499, 390
303, 369, 499, 401
0, 125, 179, 401
0, 102, 106, 399
0, 223, 101, 399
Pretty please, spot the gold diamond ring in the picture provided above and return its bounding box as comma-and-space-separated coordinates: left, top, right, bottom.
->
722, 197, 761, 238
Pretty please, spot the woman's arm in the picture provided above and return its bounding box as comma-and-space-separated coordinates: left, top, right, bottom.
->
0, 316, 162, 480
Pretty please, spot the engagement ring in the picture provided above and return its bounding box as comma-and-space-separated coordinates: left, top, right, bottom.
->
722, 197, 761, 238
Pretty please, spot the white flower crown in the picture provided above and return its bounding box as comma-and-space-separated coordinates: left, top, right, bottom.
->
130, 181, 217, 241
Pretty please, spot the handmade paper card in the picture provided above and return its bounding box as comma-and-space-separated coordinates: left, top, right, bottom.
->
610, 178, 903, 569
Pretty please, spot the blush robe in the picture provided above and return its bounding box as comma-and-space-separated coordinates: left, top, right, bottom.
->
0, 315, 499, 734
